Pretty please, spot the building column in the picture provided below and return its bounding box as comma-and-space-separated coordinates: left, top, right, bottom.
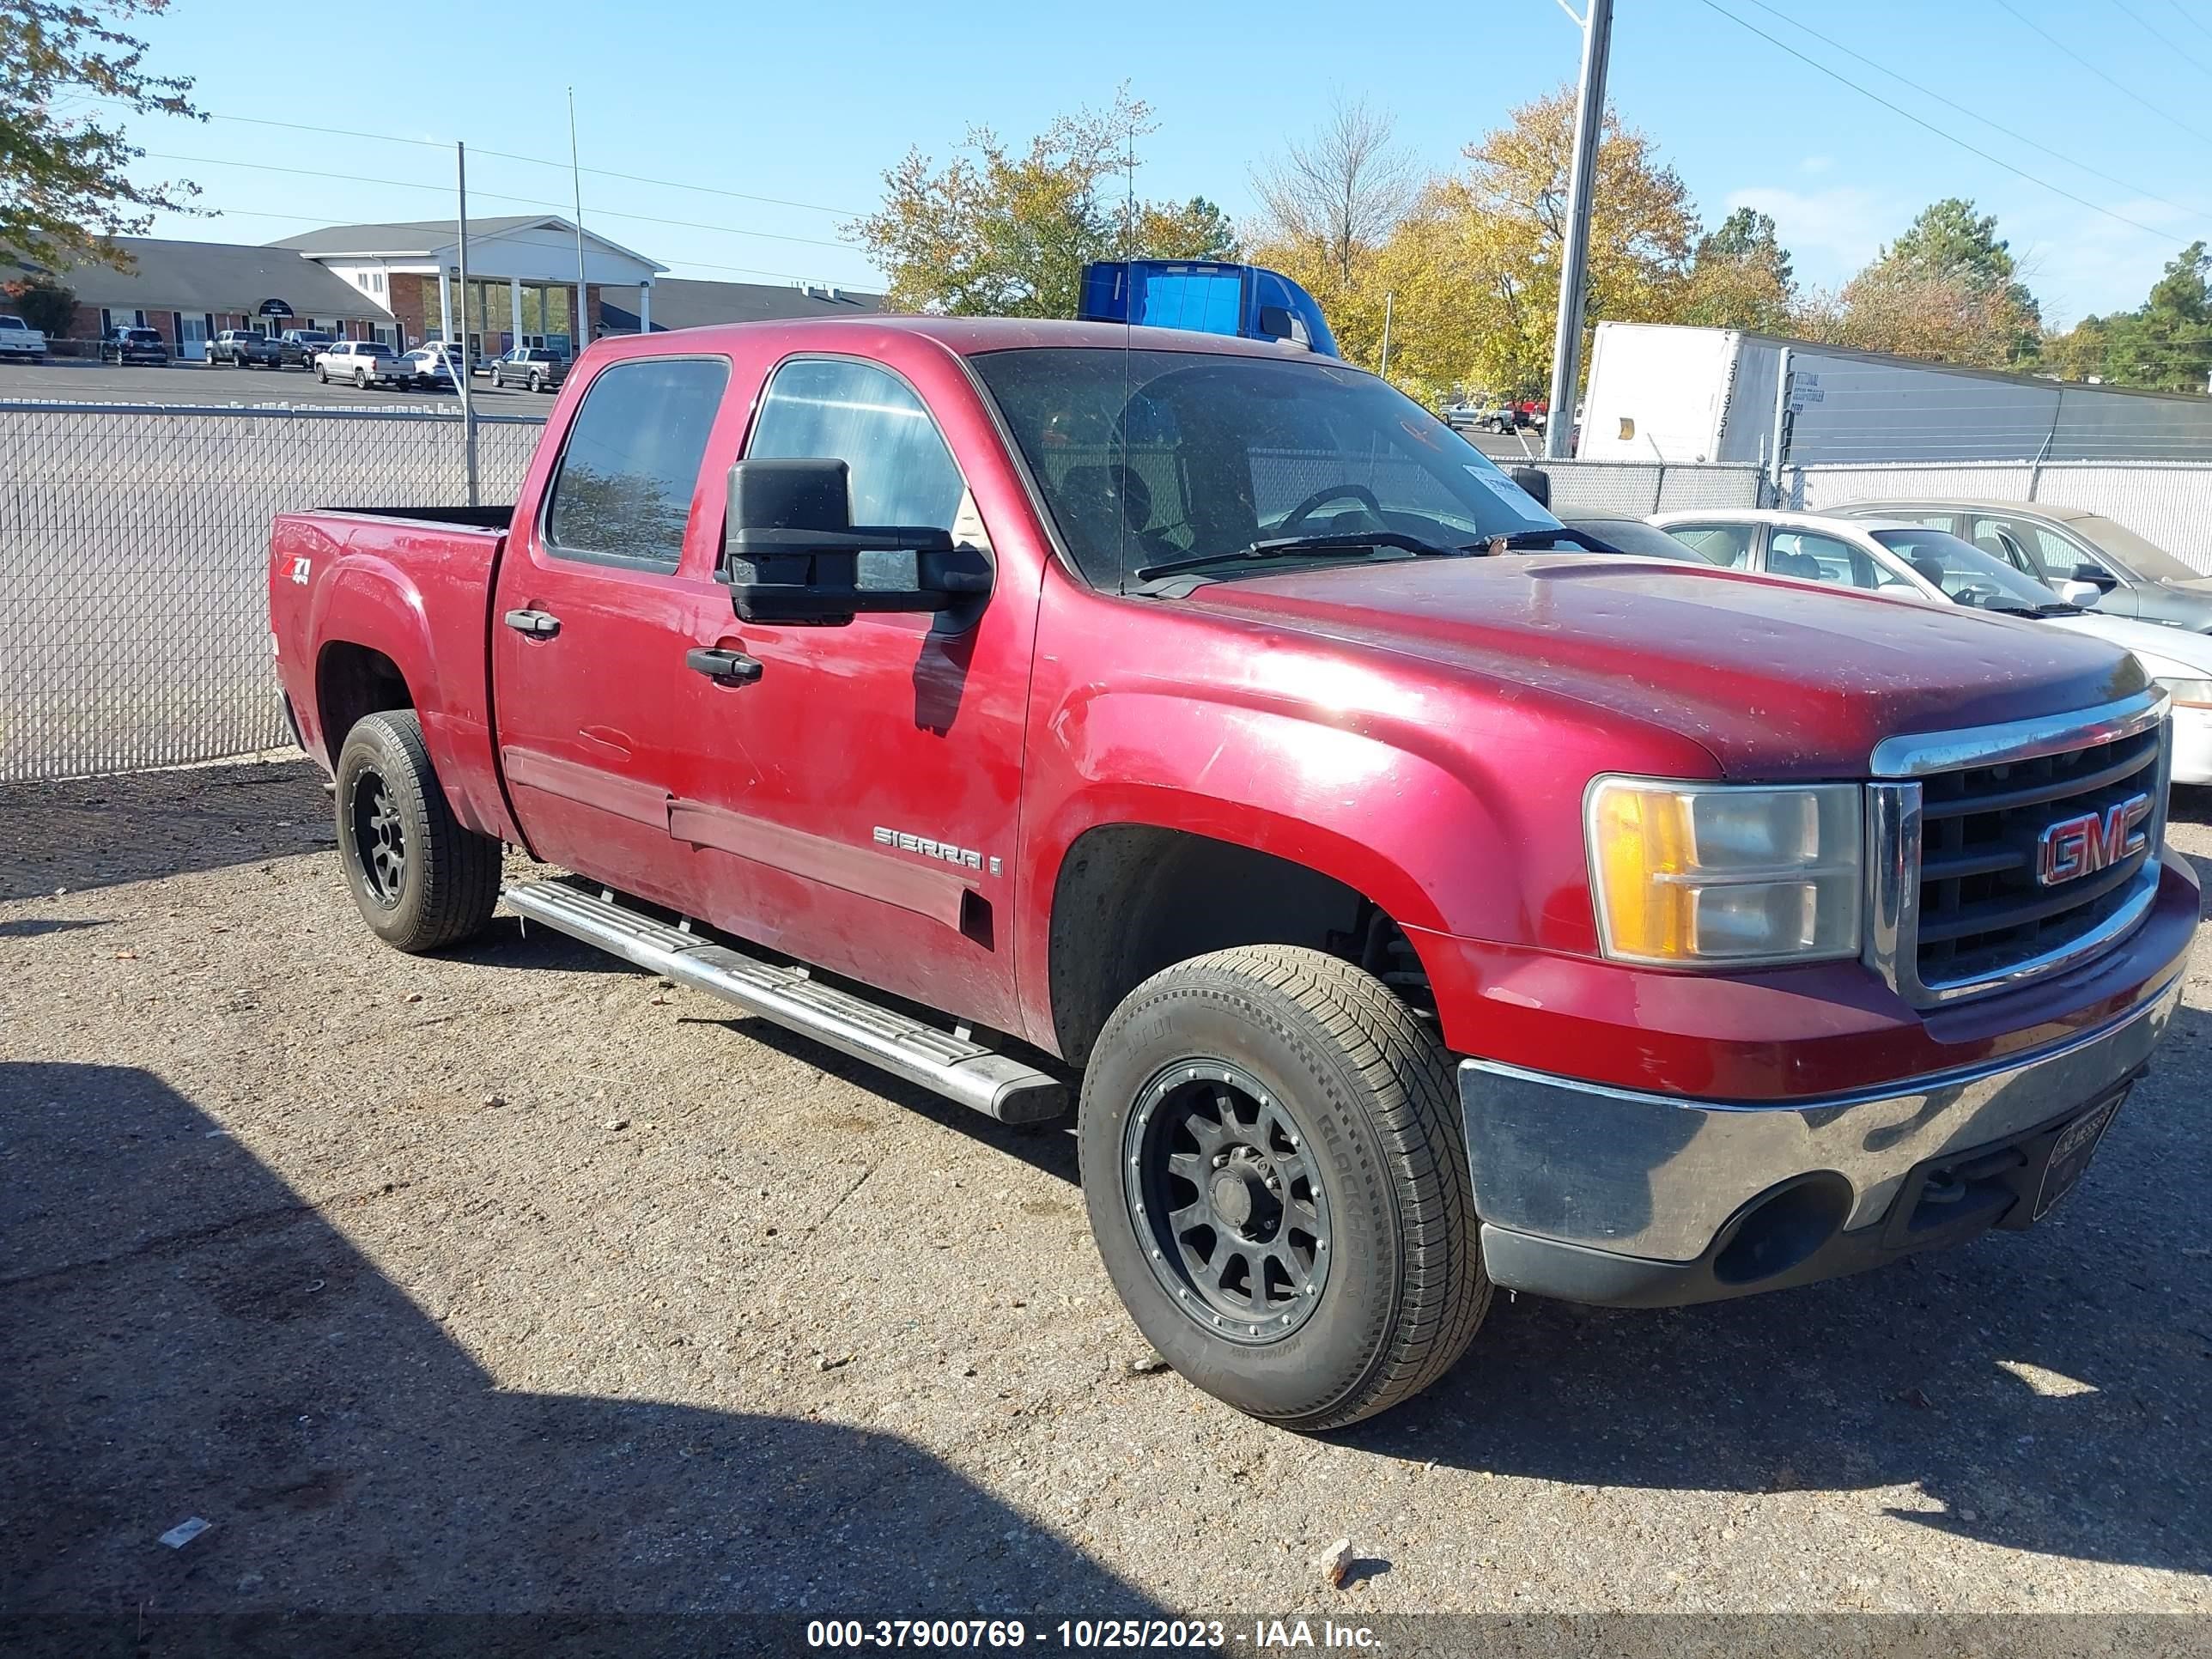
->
510, 277, 524, 349
638, 280, 651, 334
435, 267, 453, 343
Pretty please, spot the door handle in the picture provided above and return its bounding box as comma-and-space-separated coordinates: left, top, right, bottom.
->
503, 608, 560, 638
685, 647, 764, 686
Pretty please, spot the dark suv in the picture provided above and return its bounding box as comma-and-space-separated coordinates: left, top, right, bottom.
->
99, 327, 169, 365
277, 329, 335, 368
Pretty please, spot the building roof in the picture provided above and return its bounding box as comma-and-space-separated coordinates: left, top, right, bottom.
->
598, 276, 883, 333
3, 235, 392, 318
271, 215, 664, 271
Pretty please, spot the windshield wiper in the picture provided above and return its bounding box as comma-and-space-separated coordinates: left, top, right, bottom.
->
1495, 527, 1624, 554
2034, 601, 2087, 617
1133, 531, 1471, 583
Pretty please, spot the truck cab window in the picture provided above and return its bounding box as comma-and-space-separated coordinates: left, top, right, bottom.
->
545, 357, 730, 572
747, 358, 968, 533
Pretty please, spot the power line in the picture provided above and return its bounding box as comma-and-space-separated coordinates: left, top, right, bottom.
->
1696, 0, 2186, 245
1990, 0, 2212, 149
139, 150, 867, 255
99, 100, 867, 220
2110, 0, 2212, 78
2167, 0, 2212, 46
1733, 0, 2198, 218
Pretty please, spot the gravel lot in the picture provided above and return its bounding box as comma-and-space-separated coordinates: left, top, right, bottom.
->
5, 757, 2211, 1642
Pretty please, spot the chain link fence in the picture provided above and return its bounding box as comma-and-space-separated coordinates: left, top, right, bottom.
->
1530, 459, 1770, 516
1791, 460, 2212, 575
1, 403, 545, 783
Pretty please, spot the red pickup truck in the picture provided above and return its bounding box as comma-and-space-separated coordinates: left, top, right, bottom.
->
270, 318, 2196, 1429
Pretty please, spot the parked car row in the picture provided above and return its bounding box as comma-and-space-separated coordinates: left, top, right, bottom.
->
1553, 500, 2212, 784
31, 326, 569, 392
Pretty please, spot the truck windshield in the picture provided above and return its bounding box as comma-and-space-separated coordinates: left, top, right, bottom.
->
972, 347, 1561, 591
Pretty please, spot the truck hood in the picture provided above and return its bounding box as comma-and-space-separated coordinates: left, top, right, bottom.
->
1180, 555, 2145, 778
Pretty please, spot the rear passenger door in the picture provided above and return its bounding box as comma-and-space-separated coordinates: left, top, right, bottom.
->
490, 353, 743, 908
1662, 522, 1759, 569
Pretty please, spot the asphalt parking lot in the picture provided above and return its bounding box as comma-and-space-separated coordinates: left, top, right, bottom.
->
0, 358, 557, 411
5, 758, 2211, 1640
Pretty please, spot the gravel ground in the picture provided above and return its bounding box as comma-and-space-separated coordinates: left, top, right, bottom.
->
5, 757, 2212, 1638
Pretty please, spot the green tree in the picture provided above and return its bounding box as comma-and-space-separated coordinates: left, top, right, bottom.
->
2100, 241, 2212, 392
2, 1, 203, 269
852, 90, 1232, 317
1838, 198, 2041, 366
3, 275, 77, 336
1681, 206, 1795, 331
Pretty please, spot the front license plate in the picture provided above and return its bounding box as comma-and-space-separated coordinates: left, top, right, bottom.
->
2033, 1093, 2125, 1222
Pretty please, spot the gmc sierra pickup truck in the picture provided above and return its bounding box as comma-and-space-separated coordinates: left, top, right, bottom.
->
270, 318, 2197, 1429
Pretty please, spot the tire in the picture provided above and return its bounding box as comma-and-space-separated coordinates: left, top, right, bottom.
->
317, 365, 328, 383
1078, 945, 1488, 1431
355, 368, 369, 390
529, 372, 544, 393
491, 368, 503, 389
332, 710, 502, 953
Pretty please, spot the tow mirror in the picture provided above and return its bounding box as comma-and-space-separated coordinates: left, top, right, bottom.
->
1510, 465, 1552, 509
721, 458, 990, 627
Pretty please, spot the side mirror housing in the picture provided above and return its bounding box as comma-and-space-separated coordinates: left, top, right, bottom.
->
2056, 578, 2106, 607
2072, 562, 2119, 592
721, 458, 988, 626
1509, 465, 1553, 508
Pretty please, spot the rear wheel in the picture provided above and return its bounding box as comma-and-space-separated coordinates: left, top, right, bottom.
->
316, 365, 328, 383
1079, 945, 1488, 1430
528, 371, 544, 392
355, 368, 369, 389
333, 710, 501, 953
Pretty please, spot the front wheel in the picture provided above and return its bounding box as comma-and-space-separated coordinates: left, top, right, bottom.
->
316, 366, 328, 383
1079, 945, 1489, 1430
333, 710, 502, 953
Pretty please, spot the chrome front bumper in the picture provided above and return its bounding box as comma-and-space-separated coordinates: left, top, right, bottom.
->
1458, 971, 2184, 1306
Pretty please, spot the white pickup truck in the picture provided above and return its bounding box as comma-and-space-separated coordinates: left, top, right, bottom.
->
0, 315, 48, 362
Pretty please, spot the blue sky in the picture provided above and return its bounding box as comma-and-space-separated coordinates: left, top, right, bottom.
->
112, 0, 2212, 326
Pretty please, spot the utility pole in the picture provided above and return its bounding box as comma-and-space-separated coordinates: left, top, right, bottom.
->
1380, 291, 1395, 379
455, 141, 479, 509
1543, 0, 1614, 460
568, 88, 591, 356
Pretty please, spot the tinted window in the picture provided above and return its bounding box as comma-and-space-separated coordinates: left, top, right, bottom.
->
1662, 524, 1754, 568
545, 356, 730, 571
1870, 529, 2059, 611
972, 347, 1557, 589
1567, 519, 1696, 560
746, 357, 967, 532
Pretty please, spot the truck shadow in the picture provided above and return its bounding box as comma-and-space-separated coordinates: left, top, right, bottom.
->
0, 1061, 1156, 1648
0, 757, 333, 901
1349, 1000, 2212, 1577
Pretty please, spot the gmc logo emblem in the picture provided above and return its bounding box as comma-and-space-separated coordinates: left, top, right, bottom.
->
2036, 793, 2152, 887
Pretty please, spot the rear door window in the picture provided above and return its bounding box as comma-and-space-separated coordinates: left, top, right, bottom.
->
1662, 523, 1755, 568
544, 356, 731, 572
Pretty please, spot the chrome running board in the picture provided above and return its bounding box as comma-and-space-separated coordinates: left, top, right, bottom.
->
501, 878, 1066, 1125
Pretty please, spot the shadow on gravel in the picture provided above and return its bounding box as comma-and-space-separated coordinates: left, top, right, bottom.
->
0, 758, 333, 901
0, 1061, 1154, 1651
1346, 1003, 2212, 1578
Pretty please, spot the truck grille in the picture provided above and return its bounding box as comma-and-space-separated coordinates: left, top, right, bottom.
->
1911, 722, 2163, 995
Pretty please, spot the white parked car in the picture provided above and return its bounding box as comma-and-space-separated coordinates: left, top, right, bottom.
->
398, 345, 461, 389
1650, 508, 2212, 783
313, 339, 410, 388
0, 313, 49, 362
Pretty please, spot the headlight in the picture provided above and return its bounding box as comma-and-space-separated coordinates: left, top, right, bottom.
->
1586, 779, 1863, 965
2157, 676, 2212, 709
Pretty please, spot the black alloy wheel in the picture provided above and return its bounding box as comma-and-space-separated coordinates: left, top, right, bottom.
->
349, 766, 407, 908
1125, 1060, 1331, 1344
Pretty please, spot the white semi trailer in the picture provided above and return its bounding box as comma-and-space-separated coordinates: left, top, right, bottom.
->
1577, 321, 2212, 468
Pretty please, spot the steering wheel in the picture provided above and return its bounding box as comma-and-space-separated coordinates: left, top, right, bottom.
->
1279, 483, 1383, 534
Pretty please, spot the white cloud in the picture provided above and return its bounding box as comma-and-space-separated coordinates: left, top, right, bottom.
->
1725, 183, 1899, 289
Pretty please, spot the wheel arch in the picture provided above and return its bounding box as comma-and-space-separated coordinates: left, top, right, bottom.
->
1041, 818, 1437, 1069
